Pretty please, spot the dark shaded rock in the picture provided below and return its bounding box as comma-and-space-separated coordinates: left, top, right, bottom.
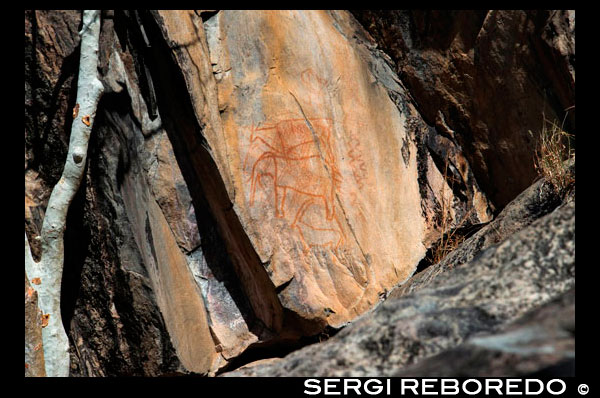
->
351, 10, 575, 209
26, 10, 194, 376
62, 112, 186, 376
222, 198, 574, 376
25, 10, 82, 262
25, 10, 575, 377
67, 14, 220, 374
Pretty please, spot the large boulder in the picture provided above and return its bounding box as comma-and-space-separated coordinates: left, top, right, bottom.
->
150, 10, 492, 363
393, 288, 574, 377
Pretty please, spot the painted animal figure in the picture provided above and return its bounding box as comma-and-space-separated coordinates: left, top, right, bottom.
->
247, 118, 341, 221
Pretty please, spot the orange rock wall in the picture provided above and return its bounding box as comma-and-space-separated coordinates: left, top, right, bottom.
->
159, 10, 430, 329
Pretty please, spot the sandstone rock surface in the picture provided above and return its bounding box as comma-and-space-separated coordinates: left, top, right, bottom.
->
152, 10, 492, 362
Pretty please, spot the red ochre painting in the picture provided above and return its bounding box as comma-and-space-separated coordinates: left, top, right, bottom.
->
244, 115, 346, 252
241, 68, 379, 256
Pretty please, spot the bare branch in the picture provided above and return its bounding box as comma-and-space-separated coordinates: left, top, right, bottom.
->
28, 10, 104, 377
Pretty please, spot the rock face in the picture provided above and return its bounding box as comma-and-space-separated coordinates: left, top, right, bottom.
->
223, 191, 575, 376
25, 10, 574, 376
391, 169, 570, 298
351, 10, 575, 209
150, 10, 492, 362
26, 10, 198, 376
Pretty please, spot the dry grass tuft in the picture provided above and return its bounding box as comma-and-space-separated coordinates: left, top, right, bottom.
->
530, 112, 575, 194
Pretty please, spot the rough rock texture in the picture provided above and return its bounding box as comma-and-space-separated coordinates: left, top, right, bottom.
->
391, 168, 571, 298
223, 195, 575, 376
393, 288, 574, 377
25, 10, 574, 377
352, 10, 575, 209
26, 10, 196, 376
25, 10, 81, 263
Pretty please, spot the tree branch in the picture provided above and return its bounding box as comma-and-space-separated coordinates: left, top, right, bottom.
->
27, 10, 104, 377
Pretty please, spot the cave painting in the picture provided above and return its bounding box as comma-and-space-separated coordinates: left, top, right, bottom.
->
245, 116, 345, 252
241, 68, 378, 313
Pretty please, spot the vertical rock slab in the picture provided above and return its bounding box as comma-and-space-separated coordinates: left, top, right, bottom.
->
152, 10, 492, 345
124, 190, 218, 373
148, 10, 290, 364
26, 10, 498, 375
26, 10, 218, 375
98, 35, 219, 373
209, 10, 429, 324
146, 132, 202, 254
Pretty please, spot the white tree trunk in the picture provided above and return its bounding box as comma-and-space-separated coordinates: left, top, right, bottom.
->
25, 10, 104, 377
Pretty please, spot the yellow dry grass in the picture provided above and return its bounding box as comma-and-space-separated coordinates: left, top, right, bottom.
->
530, 112, 575, 194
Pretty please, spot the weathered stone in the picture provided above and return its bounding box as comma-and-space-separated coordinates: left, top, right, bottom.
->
63, 101, 189, 376
223, 198, 574, 376
114, 117, 218, 373
393, 289, 574, 377
25, 10, 574, 377
25, 10, 82, 262
351, 10, 575, 209
26, 10, 208, 376
70, 16, 218, 373
142, 10, 290, 370
145, 133, 201, 253
152, 10, 493, 360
